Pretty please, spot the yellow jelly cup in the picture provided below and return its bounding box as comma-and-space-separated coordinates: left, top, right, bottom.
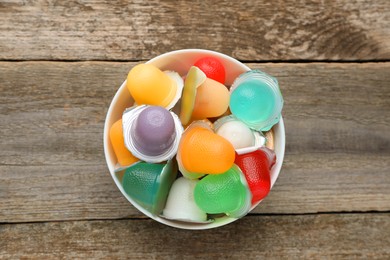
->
103, 49, 285, 230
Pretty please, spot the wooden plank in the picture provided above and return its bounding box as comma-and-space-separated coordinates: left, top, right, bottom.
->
0, 62, 389, 222
0, 1, 389, 61
0, 214, 389, 259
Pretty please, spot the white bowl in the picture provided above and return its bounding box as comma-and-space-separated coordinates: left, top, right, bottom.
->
103, 49, 285, 230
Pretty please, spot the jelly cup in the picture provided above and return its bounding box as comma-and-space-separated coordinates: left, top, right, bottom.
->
103, 49, 285, 230
122, 105, 183, 163
177, 120, 236, 178
214, 115, 266, 152
119, 160, 177, 215
194, 164, 252, 218
230, 70, 283, 131
162, 177, 210, 223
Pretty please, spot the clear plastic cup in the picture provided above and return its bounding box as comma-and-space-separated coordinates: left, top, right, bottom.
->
230, 70, 283, 131
103, 49, 285, 229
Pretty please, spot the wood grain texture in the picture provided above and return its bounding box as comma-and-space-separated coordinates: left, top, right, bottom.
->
0, 0, 389, 61
1, 61, 389, 222
0, 214, 389, 259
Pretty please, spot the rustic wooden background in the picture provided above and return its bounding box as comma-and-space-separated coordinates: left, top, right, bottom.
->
1, 0, 389, 259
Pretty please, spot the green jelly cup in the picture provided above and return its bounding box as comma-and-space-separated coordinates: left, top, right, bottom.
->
116, 160, 177, 216
194, 165, 252, 218
103, 49, 285, 229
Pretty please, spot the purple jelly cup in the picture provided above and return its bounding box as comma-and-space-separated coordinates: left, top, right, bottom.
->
122, 105, 183, 163
132, 106, 176, 156
103, 49, 285, 230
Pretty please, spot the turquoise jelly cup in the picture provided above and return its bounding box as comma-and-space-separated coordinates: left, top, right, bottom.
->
230, 70, 283, 131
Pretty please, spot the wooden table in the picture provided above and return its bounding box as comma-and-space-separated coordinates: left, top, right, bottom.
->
1, 1, 389, 259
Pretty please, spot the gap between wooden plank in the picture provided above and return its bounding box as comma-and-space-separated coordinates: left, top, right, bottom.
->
1, 210, 390, 225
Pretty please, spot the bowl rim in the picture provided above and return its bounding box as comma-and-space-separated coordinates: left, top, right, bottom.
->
103, 49, 285, 230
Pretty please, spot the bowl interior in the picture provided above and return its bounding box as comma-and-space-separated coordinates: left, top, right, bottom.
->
103, 49, 285, 229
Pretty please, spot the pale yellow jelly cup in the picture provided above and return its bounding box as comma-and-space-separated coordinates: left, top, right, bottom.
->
103, 49, 285, 230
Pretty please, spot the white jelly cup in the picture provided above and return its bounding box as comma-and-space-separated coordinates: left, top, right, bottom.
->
103, 49, 285, 230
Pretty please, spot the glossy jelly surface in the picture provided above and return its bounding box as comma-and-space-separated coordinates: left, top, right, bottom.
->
178, 126, 235, 175
194, 56, 226, 84
121, 160, 177, 215
122, 163, 164, 205
109, 119, 139, 166
216, 120, 254, 149
127, 64, 176, 108
163, 177, 208, 222
235, 148, 276, 204
229, 70, 283, 131
179, 66, 206, 125
192, 78, 230, 119
194, 165, 251, 217
122, 105, 183, 163
132, 106, 176, 156
230, 79, 275, 123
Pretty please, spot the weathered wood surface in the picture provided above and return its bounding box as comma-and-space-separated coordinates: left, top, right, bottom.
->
1, 0, 389, 258
1, 0, 389, 61
1, 62, 389, 223
1, 214, 389, 259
